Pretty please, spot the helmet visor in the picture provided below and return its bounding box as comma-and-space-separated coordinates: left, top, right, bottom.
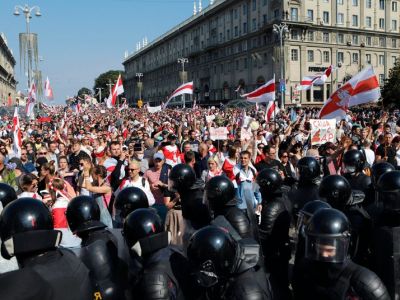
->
342, 164, 356, 174
192, 260, 219, 287
305, 235, 349, 263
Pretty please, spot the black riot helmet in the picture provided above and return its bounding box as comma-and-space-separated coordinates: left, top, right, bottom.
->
0, 197, 59, 259
168, 164, 196, 193
66, 195, 105, 234
376, 170, 400, 211
114, 187, 149, 218
297, 157, 320, 182
0, 183, 17, 210
342, 149, 365, 174
122, 208, 163, 249
305, 208, 351, 263
187, 225, 237, 287
319, 175, 352, 209
205, 176, 236, 211
371, 162, 395, 187
297, 200, 332, 233
256, 168, 282, 194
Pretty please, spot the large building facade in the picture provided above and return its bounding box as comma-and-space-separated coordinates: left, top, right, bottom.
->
0, 33, 16, 106
123, 0, 399, 106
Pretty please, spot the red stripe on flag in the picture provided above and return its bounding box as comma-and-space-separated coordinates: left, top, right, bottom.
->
172, 83, 193, 95
247, 83, 275, 98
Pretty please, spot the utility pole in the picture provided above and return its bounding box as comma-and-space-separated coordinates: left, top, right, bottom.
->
177, 57, 188, 108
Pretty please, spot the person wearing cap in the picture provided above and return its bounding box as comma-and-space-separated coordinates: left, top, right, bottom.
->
162, 134, 180, 167
144, 152, 171, 222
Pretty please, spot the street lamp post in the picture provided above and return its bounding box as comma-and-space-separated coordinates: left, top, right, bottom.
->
136, 73, 143, 103
273, 23, 289, 110
13, 4, 41, 89
177, 58, 188, 108
96, 88, 103, 103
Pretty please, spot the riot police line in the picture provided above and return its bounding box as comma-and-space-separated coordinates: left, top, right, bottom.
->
0, 152, 398, 300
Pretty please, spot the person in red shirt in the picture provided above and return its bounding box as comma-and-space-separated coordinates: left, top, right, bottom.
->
222, 145, 239, 182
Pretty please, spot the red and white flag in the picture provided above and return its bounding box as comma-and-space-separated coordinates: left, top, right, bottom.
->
12, 107, 22, 157
25, 82, 36, 118
318, 66, 380, 119
265, 101, 279, 122
164, 81, 194, 108
118, 98, 128, 111
241, 77, 275, 103
44, 77, 54, 100
297, 66, 333, 91
107, 74, 124, 108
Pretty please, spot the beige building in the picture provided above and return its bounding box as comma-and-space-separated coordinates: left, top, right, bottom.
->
123, 0, 399, 106
0, 33, 16, 106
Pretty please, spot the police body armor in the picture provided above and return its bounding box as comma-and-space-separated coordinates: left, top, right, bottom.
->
371, 225, 400, 300
288, 182, 320, 221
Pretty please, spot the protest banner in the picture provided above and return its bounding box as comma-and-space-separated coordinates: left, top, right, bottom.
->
310, 119, 336, 145
210, 127, 228, 141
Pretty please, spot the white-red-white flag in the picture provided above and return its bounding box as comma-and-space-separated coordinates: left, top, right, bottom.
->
109, 74, 124, 108
242, 77, 275, 103
118, 98, 128, 112
265, 101, 279, 122
297, 66, 333, 91
25, 82, 36, 118
164, 81, 194, 108
12, 107, 22, 157
318, 66, 380, 119
44, 77, 54, 100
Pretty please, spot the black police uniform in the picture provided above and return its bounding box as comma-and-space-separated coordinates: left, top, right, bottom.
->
0, 198, 93, 300
114, 186, 149, 227
123, 208, 190, 300
188, 226, 273, 300
66, 195, 125, 300
366, 162, 395, 209
370, 170, 400, 300
292, 208, 390, 300
257, 168, 292, 300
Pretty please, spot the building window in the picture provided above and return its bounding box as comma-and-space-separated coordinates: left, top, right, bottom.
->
274, 9, 280, 18
366, 54, 371, 64
323, 51, 330, 62
352, 53, 359, 63
352, 0, 358, 6
366, 0, 372, 8
307, 9, 314, 21
379, 37, 386, 47
323, 11, 329, 24
243, 3, 247, 15
227, 29, 231, 39
323, 32, 329, 42
243, 22, 247, 33
392, 20, 397, 31
338, 52, 344, 62
244, 58, 248, 69
366, 36, 372, 46
379, 18, 385, 29
291, 8, 299, 21
308, 50, 314, 62
379, 55, 385, 65
352, 15, 358, 26
392, 38, 397, 47
291, 49, 299, 61
393, 1, 398, 12
366, 17, 372, 28
379, 0, 385, 10
352, 34, 359, 45
338, 33, 344, 43
234, 9, 238, 19
252, 18, 256, 31
308, 31, 314, 41
291, 30, 299, 40
263, 0, 267, 6
235, 26, 238, 37
379, 74, 384, 84
263, 14, 267, 26
236, 60, 239, 70
337, 13, 344, 24
252, 0, 256, 11
264, 53, 268, 64
338, 0, 344, 4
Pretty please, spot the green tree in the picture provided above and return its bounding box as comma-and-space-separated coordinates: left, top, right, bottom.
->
382, 60, 400, 108
93, 70, 125, 101
77, 87, 92, 98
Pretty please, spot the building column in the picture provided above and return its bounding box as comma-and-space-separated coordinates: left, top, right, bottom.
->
300, 45, 307, 104
360, 0, 365, 28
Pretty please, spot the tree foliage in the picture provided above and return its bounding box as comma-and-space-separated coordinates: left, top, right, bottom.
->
93, 70, 125, 100
77, 87, 92, 98
382, 60, 400, 108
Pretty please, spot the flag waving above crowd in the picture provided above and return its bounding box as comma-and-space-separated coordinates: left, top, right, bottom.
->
107, 74, 124, 108
296, 66, 333, 91
25, 82, 36, 118
242, 77, 275, 103
164, 81, 194, 108
44, 77, 54, 100
318, 66, 380, 119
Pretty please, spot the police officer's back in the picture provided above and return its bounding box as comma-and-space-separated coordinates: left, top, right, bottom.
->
0, 197, 93, 300
293, 208, 389, 300
66, 195, 125, 300
123, 208, 190, 300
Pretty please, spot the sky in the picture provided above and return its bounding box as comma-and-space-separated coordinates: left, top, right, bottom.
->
0, 0, 213, 103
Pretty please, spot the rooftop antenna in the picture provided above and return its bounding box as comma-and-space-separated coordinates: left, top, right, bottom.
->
193, 1, 197, 15
198, 0, 202, 12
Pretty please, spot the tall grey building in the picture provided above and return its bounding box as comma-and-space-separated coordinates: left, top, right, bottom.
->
123, 0, 399, 106
0, 33, 16, 106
